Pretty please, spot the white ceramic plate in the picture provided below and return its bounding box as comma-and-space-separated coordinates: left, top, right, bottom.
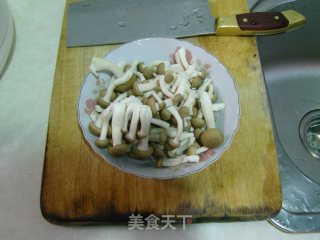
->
78, 38, 240, 179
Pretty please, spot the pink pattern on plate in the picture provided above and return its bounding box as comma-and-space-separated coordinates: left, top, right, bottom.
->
200, 149, 215, 162
84, 98, 97, 115
169, 47, 193, 64
204, 62, 212, 71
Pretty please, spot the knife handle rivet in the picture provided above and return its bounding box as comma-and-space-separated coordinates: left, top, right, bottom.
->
242, 17, 248, 23
274, 15, 280, 22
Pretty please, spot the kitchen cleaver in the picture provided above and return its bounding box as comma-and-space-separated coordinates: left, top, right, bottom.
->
67, 0, 305, 47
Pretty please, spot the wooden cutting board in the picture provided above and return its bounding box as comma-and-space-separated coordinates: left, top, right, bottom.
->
41, 0, 282, 225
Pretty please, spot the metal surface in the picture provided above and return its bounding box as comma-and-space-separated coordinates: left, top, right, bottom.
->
254, 0, 320, 233
67, 0, 215, 47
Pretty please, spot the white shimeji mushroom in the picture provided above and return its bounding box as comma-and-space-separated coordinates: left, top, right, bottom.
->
199, 91, 224, 148
159, 75, 175, 99
131, 135, 153, 159
108, 103, 129, 157
125, 105, 141, 143
166, 106, 183, 149
122, 102, 142, 134
161, 155, 200, 167
132, 78, 158, 96
98, 70, 134, 108
137, 105, 152, 139
178, 90, 196, 117
90, 57, 123, 78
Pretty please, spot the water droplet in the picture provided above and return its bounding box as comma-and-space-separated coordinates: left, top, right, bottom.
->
198, 17, 203, 23
118, 21, 127, 28
170, 25, 177, 30
179, 15, 190, 26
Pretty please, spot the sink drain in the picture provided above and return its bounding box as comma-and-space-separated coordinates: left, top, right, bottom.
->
300, 110, 320, 159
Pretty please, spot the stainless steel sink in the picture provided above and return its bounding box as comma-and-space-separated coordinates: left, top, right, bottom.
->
251, 0, 320, 233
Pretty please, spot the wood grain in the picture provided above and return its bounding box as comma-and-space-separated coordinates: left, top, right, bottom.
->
40, 0, 282, 225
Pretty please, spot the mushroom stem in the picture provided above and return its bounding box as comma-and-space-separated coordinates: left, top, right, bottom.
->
111, 103, 125, 146
161, 155, 200, 167
132, 79, 158, 96
151, 118, 170, 129
159, 75, 174, 99
113, 92, 128, 102
170, 76, 181, 93
173, 75, 187, 105
168, 137, 195, 157
167, 106, 183, 148
90, 57, 123, 78
177, 47, 189, 70
102, 70, 133, 104
200, 91, 216, 129
99, 105, 113, 140
196, 146, 209, 155
137, 105, 152, 138
125, 105, 141, 142
122, 102, 141, 133
197, 78, 211, 95
212, 103, 225, 111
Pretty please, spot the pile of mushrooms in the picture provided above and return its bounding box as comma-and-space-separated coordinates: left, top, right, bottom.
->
88, 48, 225, 167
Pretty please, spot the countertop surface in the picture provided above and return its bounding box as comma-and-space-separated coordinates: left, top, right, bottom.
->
0, 0, 319, 239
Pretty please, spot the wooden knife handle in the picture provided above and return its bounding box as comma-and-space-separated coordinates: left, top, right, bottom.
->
236, 12, 289, 30
216, 10, 306, 35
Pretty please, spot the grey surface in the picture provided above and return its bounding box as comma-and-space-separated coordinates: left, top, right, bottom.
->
255, 0, 320, 233
67, 0, 215, 47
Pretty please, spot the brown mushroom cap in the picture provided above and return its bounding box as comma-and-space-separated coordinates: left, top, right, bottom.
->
155, 158, 163, 168
200, 128, 224, 149
151, 142, 165, 159
108, 143, 129, 157
137, 62, 144, 72
146, 97, 157, 117
200, 70, 207, 80
159, 102, 166, 110
97, 97, 110, 109
160, 108, 171, 121
172, 94, 183, 106
131, 146, 153, 159
165, 73, 174, 83
167, 139, 180, 149
95, 139, 109, 148
99, 88, 107, 97
157, 63, 165, 75
88, 122, 101, 137
142, 67, 154, 79
178, 106, 189, 118
131, 82, 143, 96
190, 76, 203, 89
123, 64, 131, 72
114, 74, 137, 93
191, 118, 206, 128
159, 131, 168, 145
125, 133, 136, 143
186, 145, 197, 156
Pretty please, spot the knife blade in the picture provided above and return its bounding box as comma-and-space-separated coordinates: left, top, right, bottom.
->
67, 0, 305, 47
